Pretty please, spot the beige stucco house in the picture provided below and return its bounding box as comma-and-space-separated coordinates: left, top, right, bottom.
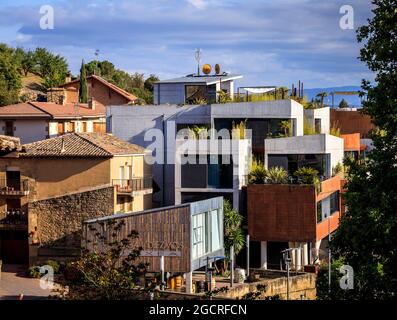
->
0, 133, 152, 265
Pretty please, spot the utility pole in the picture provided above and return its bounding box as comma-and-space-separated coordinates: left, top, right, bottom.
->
230, 245, 234, 288
328, 217, 332, 294
195, 49, 202, 76
246, 234, 250, 278
281, 248, 292, 300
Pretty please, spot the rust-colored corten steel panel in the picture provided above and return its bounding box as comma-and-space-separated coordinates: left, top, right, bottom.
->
83, 205, 191, 273
330, 109, 373, 138
316, 211, 341, 241
247, 184, 317, 243
316, 175, 343, 202
341, 133, 361, 151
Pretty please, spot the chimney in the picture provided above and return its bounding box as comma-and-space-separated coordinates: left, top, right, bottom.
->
60, 138, 66, 153
65, 73, 72, 83
88, 98, 96, 110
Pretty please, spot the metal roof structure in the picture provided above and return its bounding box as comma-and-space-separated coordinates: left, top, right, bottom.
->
155, 74, 243, 85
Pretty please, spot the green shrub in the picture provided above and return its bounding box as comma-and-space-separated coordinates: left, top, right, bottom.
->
294, 167, 319, 184
27, 266, 41, 278
332, 162, 344, 176
248, 160, 266, 184
46, 260, 61, 274
266, 167, 288, 184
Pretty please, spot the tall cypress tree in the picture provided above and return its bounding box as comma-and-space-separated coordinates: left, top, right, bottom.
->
79, 59, 88, 103
331, 0, 397, 299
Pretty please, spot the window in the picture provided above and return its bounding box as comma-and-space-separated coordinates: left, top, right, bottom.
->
5, 121, 14, 136
210, 209, 222, 252
185, 85, 207, 104
192, 213, 206, 259
315, 119, 322, 133
330, 191, 339, 214
268, 154, 328, 177
181, 155, 233, 189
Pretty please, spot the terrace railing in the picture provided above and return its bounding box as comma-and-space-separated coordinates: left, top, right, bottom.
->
112, 176, 153, 194
0, 179, 30, 196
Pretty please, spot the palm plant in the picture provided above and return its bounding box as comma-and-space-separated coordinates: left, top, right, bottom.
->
248, 159, 266, 184
279, 120, 292, 137
294, 167, 320, 191
266, 166, 288, 184
316, 92, 328, 108
223, 200, 245, 272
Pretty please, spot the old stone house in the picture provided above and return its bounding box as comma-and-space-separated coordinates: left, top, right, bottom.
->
0, 133, 152, 265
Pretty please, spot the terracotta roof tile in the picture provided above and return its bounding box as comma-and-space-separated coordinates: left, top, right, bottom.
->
19, 133, 146, 158
0, 103, 50, 118
59, 75, 138, 103
30, 102, 105, 118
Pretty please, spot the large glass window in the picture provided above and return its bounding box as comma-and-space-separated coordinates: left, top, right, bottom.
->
268, 154, 328, 177
214, 118, 295, 153
181, 155, 233, 189
192, 213, 206, 259
210, 209, 222, 252
185, 85, 207, 104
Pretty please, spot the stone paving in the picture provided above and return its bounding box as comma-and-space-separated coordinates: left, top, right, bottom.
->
0, 264, 55, 300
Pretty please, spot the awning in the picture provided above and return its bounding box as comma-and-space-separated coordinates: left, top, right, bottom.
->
239, 87, 277, 94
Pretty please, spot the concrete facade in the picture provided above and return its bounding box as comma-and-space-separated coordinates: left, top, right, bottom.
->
264, 134, 344, 178
174, 139, 251, 209
107, 99, 305, 206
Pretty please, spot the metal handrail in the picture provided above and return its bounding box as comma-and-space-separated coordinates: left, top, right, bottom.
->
112, 176, 152, 192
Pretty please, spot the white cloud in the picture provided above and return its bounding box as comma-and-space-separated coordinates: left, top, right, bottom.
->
187, 0, 207, 10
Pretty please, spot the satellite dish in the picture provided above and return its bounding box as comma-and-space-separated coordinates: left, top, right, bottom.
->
215, 64, 221, 75
202, 64, 211, 75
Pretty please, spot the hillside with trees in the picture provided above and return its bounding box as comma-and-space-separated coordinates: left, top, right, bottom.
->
0, 43, 159, 106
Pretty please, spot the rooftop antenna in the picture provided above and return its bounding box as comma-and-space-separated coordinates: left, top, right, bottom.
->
94, 49, 100, 75
195, 48, 202, 76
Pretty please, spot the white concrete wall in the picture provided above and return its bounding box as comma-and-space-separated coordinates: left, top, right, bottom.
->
304, 107, 330, 134
264, 134, 344, 177
174, 139, 251, 209
0, 119, 48, 144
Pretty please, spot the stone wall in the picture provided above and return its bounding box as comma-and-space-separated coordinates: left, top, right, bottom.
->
28, 185, 115, 261
219, 271, 317, 300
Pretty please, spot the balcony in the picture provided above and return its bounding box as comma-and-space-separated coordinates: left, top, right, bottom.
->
0, 179, 30, 196
112, 176, 153, 196
0, 209, 28, 229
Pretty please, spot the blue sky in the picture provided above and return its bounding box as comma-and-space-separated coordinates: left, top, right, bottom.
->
0, 0, 374, 88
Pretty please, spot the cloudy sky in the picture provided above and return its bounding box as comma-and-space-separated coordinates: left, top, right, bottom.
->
0, 0, 374, 88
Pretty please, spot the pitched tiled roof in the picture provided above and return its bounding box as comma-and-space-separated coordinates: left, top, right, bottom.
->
59, 75, 138, 103
19, 133, 146, 158
0, 103, 50, 118
30, 102, 105, 118
0, 102, 105, 119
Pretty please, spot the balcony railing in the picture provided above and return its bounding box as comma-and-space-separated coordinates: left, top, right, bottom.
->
0, 209, 28, 225
112, 176, 153, 194
0, 179, 30, 196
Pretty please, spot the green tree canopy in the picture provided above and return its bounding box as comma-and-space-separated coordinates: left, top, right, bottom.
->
331, 0, 397, 299
338, 98, 349, 109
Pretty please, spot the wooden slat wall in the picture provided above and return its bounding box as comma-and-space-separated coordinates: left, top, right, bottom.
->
83, 205, 191, 273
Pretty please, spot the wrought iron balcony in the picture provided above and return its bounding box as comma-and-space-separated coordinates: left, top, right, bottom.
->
0, 179, 30, 196
112, 176, 153, 195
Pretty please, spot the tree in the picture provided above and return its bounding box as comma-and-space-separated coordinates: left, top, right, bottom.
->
79, 60, 88, 103
0, 44, 21, 106
60, 219, 150, 300
223, 200, 245, 271
316, 92, 328, 108
144, 74, 159, 91
34, 48, 68, 88
338, 98, 349, 109
331, 0, 397, 299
